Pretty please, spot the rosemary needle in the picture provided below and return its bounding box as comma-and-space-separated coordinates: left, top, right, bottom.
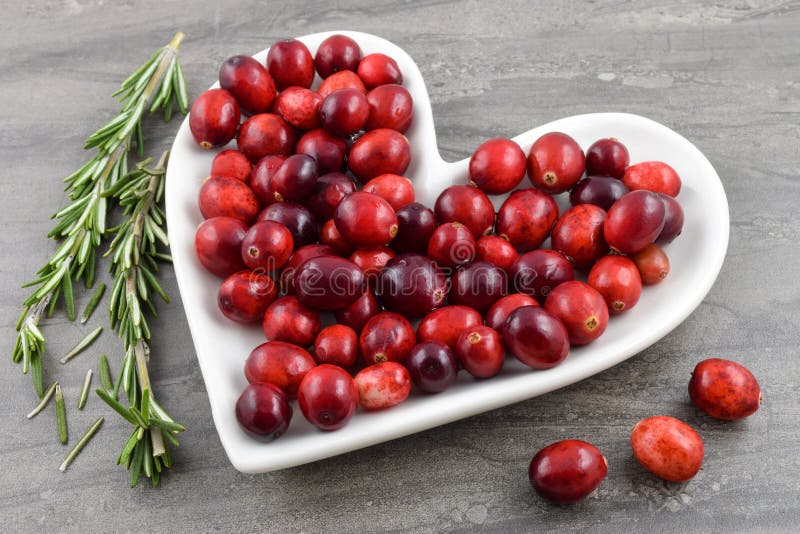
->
26, 382, 58, 419
98, 354, 113, 393
80, 283, 106, 324
60, 326, 103, 364
78, 369, 93, 410
60, 417, 104, 472
55, 384, 68, 444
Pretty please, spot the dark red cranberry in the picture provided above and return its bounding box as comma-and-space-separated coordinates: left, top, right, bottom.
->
295, 255, 365, 310
241, 221, 293, 272
258, 202, 318, 247
348, 129, 411, 182
219, 55, 276, 115
455, 326, 504, 379
434, 185, 495, 238
475, 235, 518, 272
657, 194, 684, 244
631, 416, 704, 482
622, 161, 681, 197
314, 34, 362, 78
545, 281, 608, 345
406, 341, 459, 393
689, 358, 761, 420
416, 305, 483, 350
236, 113, 296, 163
298, 364, 358, 431
469, 138, 527, 195
357, 53, 402, 88
550, 204, 608, 270
585, 138, 629, 179
319, 88, 369, 137
218, 270, 276, 323
320, 219, 355, 256
354, 362, 411, 410
235, 383, 292, 441
211, 149, 252, 182
317, 70, 366, 99
189, 88, 240, 149
249, 155, 286, 205
569, 176, 629, 211
279, 244, 336, 294
360, 312, 416, 365
274, 86, 322, 130
393, 202, 437, 254
334, 191, 398, 249
267, 39, 315, 90
270, 154, 318, 202
335, 289, 380, 333
503, 306, 569, 369
486, 293, 540, 331
449, 261, 507, 314
587, 255, 642, 315
510, 249, 574, 303
350, 247, 395, 288
528, 132, 586, 194
262, 295, 321, 347
244, 340, 316, 398
604, 190, 665, 254
365, 84, 413, 133
632, 243, 670, 285
198, 176, 259, 223
306, 172, 356, 221
427, 223, 476, 269
496, 189, 559, 252
195, 217, 248, 277
362, 173, 414, 210
376, 253, 448, 318
296, 128, 348, 173
313, 324, 359, 369
529, 440, 608, 504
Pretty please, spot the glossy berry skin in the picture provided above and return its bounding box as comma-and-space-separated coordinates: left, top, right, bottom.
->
376, 254, 448, 318
354, 362, 411, 410
496, 189, 559, 252
317, 70, 366, 99
334, 192, 398, 249
348, 128, 411, 182
363, 173, 415, 210
219, 55, 276, 115
622, 161, 682, 197
314, 34, 362, 78
267, 39, 315, 90
306, 172, 357, 221
688, 358, 761, 420
365, 84, 413, 133
630, 416, 704, 482
588, 255, 642, 314
279, 244, 337, 294
313, 324, 359, 369
211, 149, 252, 182
469, 138, 527, 195
604, 190, 665, 255
258, 202, 318, 248
585, 138, 629, 179
319, 88, 369, 137
350, 247, 395, 288
657, 194, 684, 244
485, 293, 539, 332
528, 132, 586, 194
357, 53, 403, 88
237, 113, 296, 163
510, 250, 574, 303
271, 154, 318, 202
296, 129, 348, 173
550, 205, 608, 270
456, 326, 504, 379
195, 217, 248, 277
335, 289, 380, 333
320, 219, 354, 256
393, 202, 438, 254
529, 440, 608, 505
503, 306, 569, 369
218, 270, 277, 323
274, 86, 322, 130
298, 364, 358, 431
632, 243, 670, 285
295, 255, 365, 310
417, 305, 484, 350
244, 341, 316, 398
249, 155, 286, 205
235, 383, 292, 441
427, 223, 476, 269
569, 176, 629, 211
262, 295, 321, 348
189, 88, 240, 149
435, 185, 495, 238
449, 261, 508, 314
406, 341, 459, 393
475, 235, 518, 272
545, 281, 608, 346
360, 312, 416, 365
198, 176, 259, 223
241, 221, 293, 272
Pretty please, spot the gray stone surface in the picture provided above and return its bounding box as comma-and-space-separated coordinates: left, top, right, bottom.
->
1, 0, 799, 532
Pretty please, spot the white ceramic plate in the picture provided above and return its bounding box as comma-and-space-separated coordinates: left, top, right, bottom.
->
166, 31, 729, 473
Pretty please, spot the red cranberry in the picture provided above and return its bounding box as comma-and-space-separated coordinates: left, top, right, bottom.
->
258, 202, 318, 247
267, 39, 315, 90
362, 173, 414, 211
319, 88, 369, 137
335, 289, 380, 333
218, 270, 276, 323
485, 293, 539, 332
270, 154, 318, 202
241, 220, 293, 272
279, 244, 337, 294
550, 204, 608, 270
244, 341, 316, 398
434, 185, 495, 238
529, 440, 607, 504
296, 128, 347, 173
689, 358, 761, 420
219, 55, 276, 115
657, 194, 684, 244
274, 86, 322, 130
314, 34, 362, 78
249, 155, 286, 205
354, 362, 411, 410
527, 132, 586, 194
604, 190, 665, 255
313, 324, 359, 369
585, 138, 629, 179
510, 249, 574, 303
189, 88, 240, 149
588, 255, 642, 315
469, 138, 527, 194
211, 149, 252, 182
622, 161, 682, 197
406, 341, 459, 393
317, 70, 366, 99
631, 416, 704, 482
306, 172, 356, 221
449, 261, 507, 314
417, 305, 483, 350
427, 222, 476, 269
235, 383, 292, 441
295, 255, 365, 310
350, 247, 395, 288
262, 295, 320, 347
504, 306, 569, 369
198, 176, 259, 223
348, 129, 411, 182
334, 191, 398, 249
360, 312, 416, 365
365, 84, 413, 133
569, 176, 629, 211
237, 113, 296, 163
475, 235, 518, 272
496, 189, 559, 252
545, 281, 608, 346
298, 364, 358, 431
320, 219, 355, 256
632, 243, 670, 285
456, 326, 504, 379
376, 253, 448, 318
357, 53, 402, 88
195, 217, 248, 277
393, 202, 437, 254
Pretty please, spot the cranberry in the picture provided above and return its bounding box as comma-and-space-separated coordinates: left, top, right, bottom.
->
335, 289, 380, 333
269, 154, 318, 202
334, 191, 398, 249
267, 39, 315, 90
198, 176, 259, 223
219, 55, 276, 115
348, 128, 411, 182
235, 383, 292, 441
262, 295, 321, 347
249, 155, 286, 205
657, 194, 684, 244
393, 202, 437, 254
354, 362, 411, 410
469, 138, 527, 195
350, 247, 395, 288
357, 53, 402, 88
314, 34, 362, 78
504, 306, 569, 369
622, 161, 682, 197
529, 440, 607, 504
298, 364, 358, 431
588, 255, 642, 315
604, 190, 665, 255
527, 132, 586, 194
317, 70, 367, 99
313, 324, 359, 369
211, 149, 252, 182
217, 270, 276, 323
258, 202, 318, 248
189, 88, 240, 149
427, 223, 477, 269
569, 176, 629, 211
510, 249, 574, 303
241, 220, 293, 272
279, 244, 337, 294
475, 235, 518, 272
295, 255, 365, 310
544, 281, 608, 345
585, 138, 629, 179
296, 128, 348, 173
376, 253, 447, 318
306, 172, 357, 221
195, 217, 248, 277
360, 312, 416, 365
274, 86, 322, 130
406, 341, 459, 393
632, 243, 670, 285
455, 326, 504, 379
319, 88, 370, 137
630, 416, 704, 482
244, 341, 316, 398
362, 173, 414, 210
496, 189, 559, 252
365, 84, 413, 133
434, 185, 495, 238
485, 293, 539, 331
449, 261, 507, 314
236, 113, 296, 163
417, 305, 484, 350
689, 358, 761, 420
550, 205, 608, 270
320, 219, 355, 255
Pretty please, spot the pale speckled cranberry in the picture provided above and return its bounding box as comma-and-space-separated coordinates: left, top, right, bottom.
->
354, 362, 412, 410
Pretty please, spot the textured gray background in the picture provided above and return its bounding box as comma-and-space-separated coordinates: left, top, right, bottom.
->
1, 1, 798, 532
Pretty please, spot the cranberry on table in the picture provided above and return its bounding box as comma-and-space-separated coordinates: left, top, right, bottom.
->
393, 202, 438, 254
354, 362, 412, 410
632, 243, 670, 285
427, 222, 477, 269
657, 194, 685, 244
235, 383, 292, 441
313, 324, 359, 369
365, 84, 414, 133
244, 340, 316, 398
319, 88, 370, 137
270, 154, 318, 202
449, 261, 508, 314
279, 244, 337, 294
211, 149, 252, 182
249, 154, 286, 205
219, 55, 276, 115
314, 34, 362, 78
334, 191, 398, 249
588, 255, 642, 314
475, 235, 518, 272
320, 219, 355, 255
295, 255, 365, 310
306, 172, 357, 221
406, 341, 459, 394
469, 138, 527, 195
510, 249, 574, 303
434, 185, 495, 238
189, 88, 240, 149
545, 281, 609, 345
569, 176, 629, 211
359, 312, 416, 365
362, 173, 415, 210
296, 128, 348, 173
585, 138, 629, 179
274, 86, 322, 131
267, 39, 315, 90
236, 113, 296, 163
198, 176, 260, 223
357, 53, 403, 88
527, 132, 586, 194
262, 295, 321, 347
604, 190, 665, 255
241, 220, 294, 271
335, 289, 381, 333
622, 161, 682, 197
485, 293, 539, 331
630, 416, 704, 482
195, 216, 248, 277
348, 128, 411, 182
298, 364, 359, 431
529, 440, 608, 505
376, 254, 447, 318
350, 247, 395, 288
217, 270, 277, 323
689, 358, 762, 420
258, 201, 318, 248
503, 306, 569, 369
417, 305, 484, 350
317, 70, 367, 99
496, 189, 559, 252
455, 326, 505, 379
550, 204, 609, 270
